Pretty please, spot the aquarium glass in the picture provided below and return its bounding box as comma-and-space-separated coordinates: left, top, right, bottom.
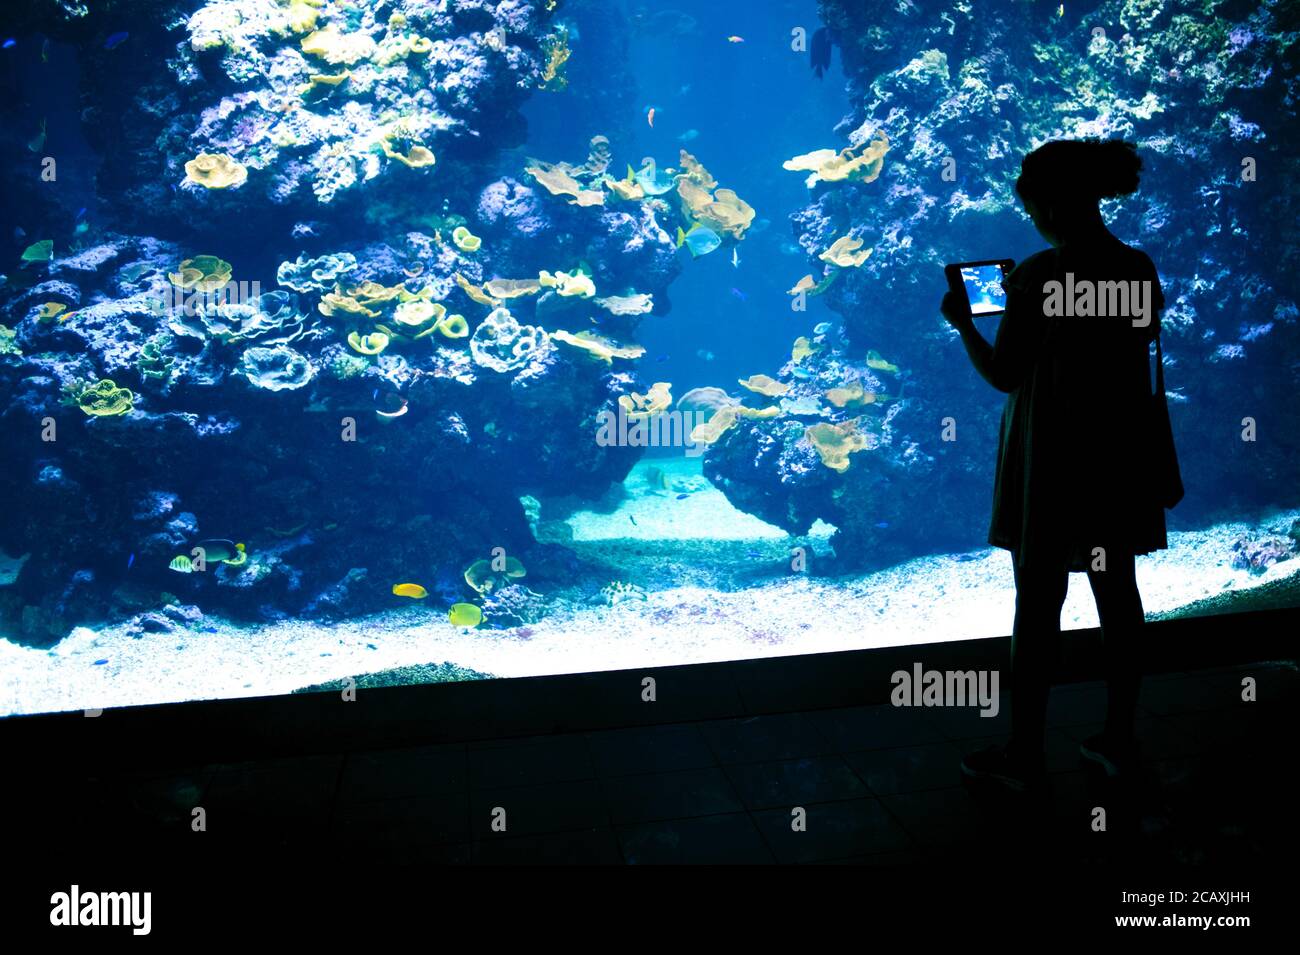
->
0, 0, 1296, 716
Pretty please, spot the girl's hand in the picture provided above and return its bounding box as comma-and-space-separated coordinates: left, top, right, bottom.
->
940, 290, 974, 332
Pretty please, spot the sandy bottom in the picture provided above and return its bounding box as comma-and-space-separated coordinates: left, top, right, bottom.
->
2, 458, 1296, 716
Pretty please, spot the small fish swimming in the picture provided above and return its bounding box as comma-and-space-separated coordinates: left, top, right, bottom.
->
75, 207, 86, 220
392, 582, 428, 599
126, 553, 135, 570
104, 32, 129, 50
696, 349, 715, 362
2, 39, 15, 50
654, 354, 670, 363
726, 36, 745, 44
675, 493, 689, 500
677, 129, 699, 143
813, 322, 832, 335
731, 247, 740, 268
730, 287, 748, 303
874, 521, 890, 529
629, 514, 638, 526
646, 107, 655, 128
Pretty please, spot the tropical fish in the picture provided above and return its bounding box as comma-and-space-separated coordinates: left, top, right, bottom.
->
629, 515, 638, 526
392, 582, 429, 599
654, 354, 670, 363
27, 119, 46, 153
813, 322, 832, 335
93, 659, 108, 666
168, 556, 194, 574
126, 553, 135, 570
2, 39, 15, 50
696, 349, 715, 361
104, 32, 129, 50
731, 247, 740, 268
730, 287, 748, 303
448, 603, 483, 627
677, 129, 699, 143
646, 107, 655, 128
874, 521, 890, 529
675, 493, 689, 500
634, 161, 676, 196
1056, 4, 1065, 16
810, 27, 832, 79
726, 36, 745, 43
675, 223, 722, 257
195, 540, 248, 565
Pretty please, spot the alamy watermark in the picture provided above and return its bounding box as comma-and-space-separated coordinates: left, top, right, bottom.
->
595, 407, 708, 457
149, 280, 263, 318
892, 663, 1000, 717
1042, 273, 1154, 327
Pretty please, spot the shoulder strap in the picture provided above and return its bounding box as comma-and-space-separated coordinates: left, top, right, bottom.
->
1154, 330, 1166, 396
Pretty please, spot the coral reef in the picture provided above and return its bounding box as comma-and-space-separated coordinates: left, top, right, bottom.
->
0, 2, 676, 646
700, 0, 1300, 568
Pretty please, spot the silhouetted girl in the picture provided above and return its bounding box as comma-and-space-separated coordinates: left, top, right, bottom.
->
942, 139, 1169, 791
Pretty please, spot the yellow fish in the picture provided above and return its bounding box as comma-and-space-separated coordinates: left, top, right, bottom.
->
448, 603, 483, 627
392, 582, 428, 599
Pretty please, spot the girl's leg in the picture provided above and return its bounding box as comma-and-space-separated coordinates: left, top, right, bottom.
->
1008, 552, 1069, 763
1085, 551, 1145, 743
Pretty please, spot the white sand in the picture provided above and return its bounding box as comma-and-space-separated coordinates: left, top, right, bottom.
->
1, 463, 1295, 717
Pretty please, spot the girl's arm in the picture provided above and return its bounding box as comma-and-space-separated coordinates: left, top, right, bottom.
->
941, 286, 1041, 394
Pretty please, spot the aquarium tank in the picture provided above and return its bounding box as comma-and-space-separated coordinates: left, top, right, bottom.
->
0, 0, 1296, 717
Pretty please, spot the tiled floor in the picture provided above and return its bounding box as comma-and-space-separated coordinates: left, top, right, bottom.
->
40, 660, 1294, 866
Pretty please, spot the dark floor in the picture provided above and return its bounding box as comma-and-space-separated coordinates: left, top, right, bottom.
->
32, 660, 1297, 866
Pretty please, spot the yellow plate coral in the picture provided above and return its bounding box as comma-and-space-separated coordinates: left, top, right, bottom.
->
784, 131, 890, 188
819, 235, 873, 268
184, 153, 248, 190
552, 329, 644, 363
738, 374, 790, 397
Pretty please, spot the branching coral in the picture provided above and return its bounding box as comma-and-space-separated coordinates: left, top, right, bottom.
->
539, 25, 571, 92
